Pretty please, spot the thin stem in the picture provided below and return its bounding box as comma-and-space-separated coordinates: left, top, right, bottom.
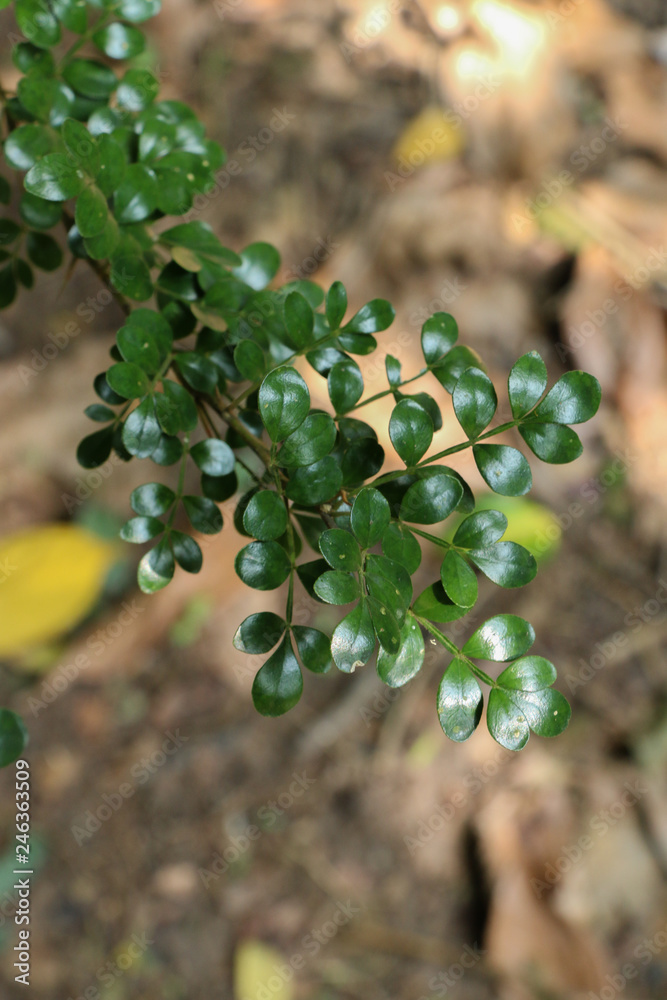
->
166, 433, 190, 530
408, 525, 454, 551
420, 420, 518, 466
415, 616, 496, 688
349, 369, 428, 411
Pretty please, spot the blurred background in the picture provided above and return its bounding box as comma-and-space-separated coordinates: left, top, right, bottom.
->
1, 0, 667, 997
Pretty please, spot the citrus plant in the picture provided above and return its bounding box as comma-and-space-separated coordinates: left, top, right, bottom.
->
0, 0, 602, 765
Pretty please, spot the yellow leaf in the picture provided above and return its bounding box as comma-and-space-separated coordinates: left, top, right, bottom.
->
0, 524, 117, 658
234, 940, 294, 1000
392, 106, 464, 169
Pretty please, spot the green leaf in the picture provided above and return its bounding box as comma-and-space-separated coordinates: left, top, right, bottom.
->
234, 340, 265, 381
160, 221, 241, 265
130, 481, 175, 516
201, 470, 237, 501
116, 68, 159, 111
473, 444, 532, 497
385, 354, 402, 386
93, 22, 146, 59
110, 254, 153, 301
440, 549, 477, 607
365, 553, 412, 624
117, 0, 162, 23
150, 433, 183, 466
63, 59, 117, 99
319, 528, 361, 571
432, 345, 484, 393
487, 688, 530, 750
279, 414, 336, 468
382, 522, 421, 574
341, 437, 384, 488
453, 509, 507, 548
519, 422, 583, 464
468, 542, 537, 588
506, 687, 571, 738
154, 379, 198, 434
463, 614, 535, 661
437, 658, 483, 743
113, 163, 158, 223
120, 515, 164, 543
0, 710, 28, 768
138, 537, 174, 593
259, 366, 310, 442
535, 371, 602, 424
107, 361, 149, 399
400, 474, 462, 524
314, 570, 358, 605
139, 119, 176, 162
123, 396, 161, 457
117, 316, 171, 373
326, 280, 347, 328
75, 185, 108, 238
285, 456, 343, 506
14, 258, 33, 289
16, 0, 61, 48
232, 242, 280, 290
377, 614, 424, 688
0, 220, 20, 247
0, 265, 16, 309
453, 366, 497, 439
235, 540, 291, 590
171, 530, 203, 573
284, 291, 314, 348
96, 134, 127, 196
25, 153, 85, 201
12, 42, 54, 73
84, 214, 120, 260
62, 118, 100, 175
350, 487, 390, 548
26, 232, 62, 271
368, 596, 401, 653
497, 656, 557, 691
4, 124, 54, 171
174, 352, 218, 394
76, 425, 114, 468
85, 403, 116, 423
337, 331, 376, 355
252, 636, 303, 717
233, 612, 285, 654
18, 74, 74, 127
243, 490, 287, 541
421, 312, 458, 365
389, 398, 433, 466
328, 360, 363, 414
52, 0, 87, 33
412, 582, 468, 623
508, 351, 547, 418
20, 191, 63, 230
190, 439, 235, 477
331, 601, 375, 673
343, 298, 395, 334
183, 495, 223, 534
292, 626, 332, 674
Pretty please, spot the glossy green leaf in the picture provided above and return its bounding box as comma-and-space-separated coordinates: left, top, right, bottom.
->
473, 444, 532, 497
440, 549, 477, 607
279, 414, 337, 468
463, 614, 535, 661
174, 352, 218, 395
319, 528, 360, 571
85, 403, 115, 423
232, 242, 280, 290
382, 521, 421, 574
137, 537, 174, 593
505, 687, 571, 738
17, 74, 74, 127
19, 192, 61, 230
107, 361, 149, 399
130, 481, 175, 516
412, 582, 468, 623
96, 134, 127, 196
25, 231, 62, 271
52, 0, 87, 32
292, 626, 332, 674
116, 68, 159, 111
123, 396, 162, 457
385, 354, 402, 386
252, 636, 303, 717
487, 688, 529, 750
350, 487, 390, 548
331, 601, 375, 673
110, 253, 153, 301
508, 351, 547, 418
190, 439, 235, 477
365, 553, 412, 622
113, 163, 158, 223
24, 153, 85, 201
452, 366, 497, 439
117, 317, 171, 373
343, 298, 395, 334
150, 433, 183, 466
535, 371, 602, 425
16, 0, 61, 48
84, 214, 120, 259
314, 570, 358, 605
437, 658, 483, 742
233, 340, 265, 381
377, 614, 424, 688
76, 425, 114, 468
63, 59, 117, 99
326, 280, 347, 329
259, 366, 310, 442
0, 710, 28, 768
243, 490, 287, 541
453, 509, 507, 548
93, 22, 146, 59
497, 656, 557, 691
117, 0, 162, 23
74, 185, 107, 238
235, 540, 291, 590
171, 530, 203, 573
519, 421, 583, 464
183, 495, 223, 534
160, 221, 240, 265
368, 596, 401, 653
432, 345, 484, 393
328, 360, 363, 414
4, 124, 54, 171
120, 515, 164, 543
284, 291, 314, 349
285, 456, 343, 506
341, 437, 384, 487
400, 474, 462, 524
0, 265, 16, 309
421, 312, 458, 365
154, 379, 198, 434
389, 398, 433, 466
62, 118, 100, 175
468, 541, 536, 588
233, 612, 285, 654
